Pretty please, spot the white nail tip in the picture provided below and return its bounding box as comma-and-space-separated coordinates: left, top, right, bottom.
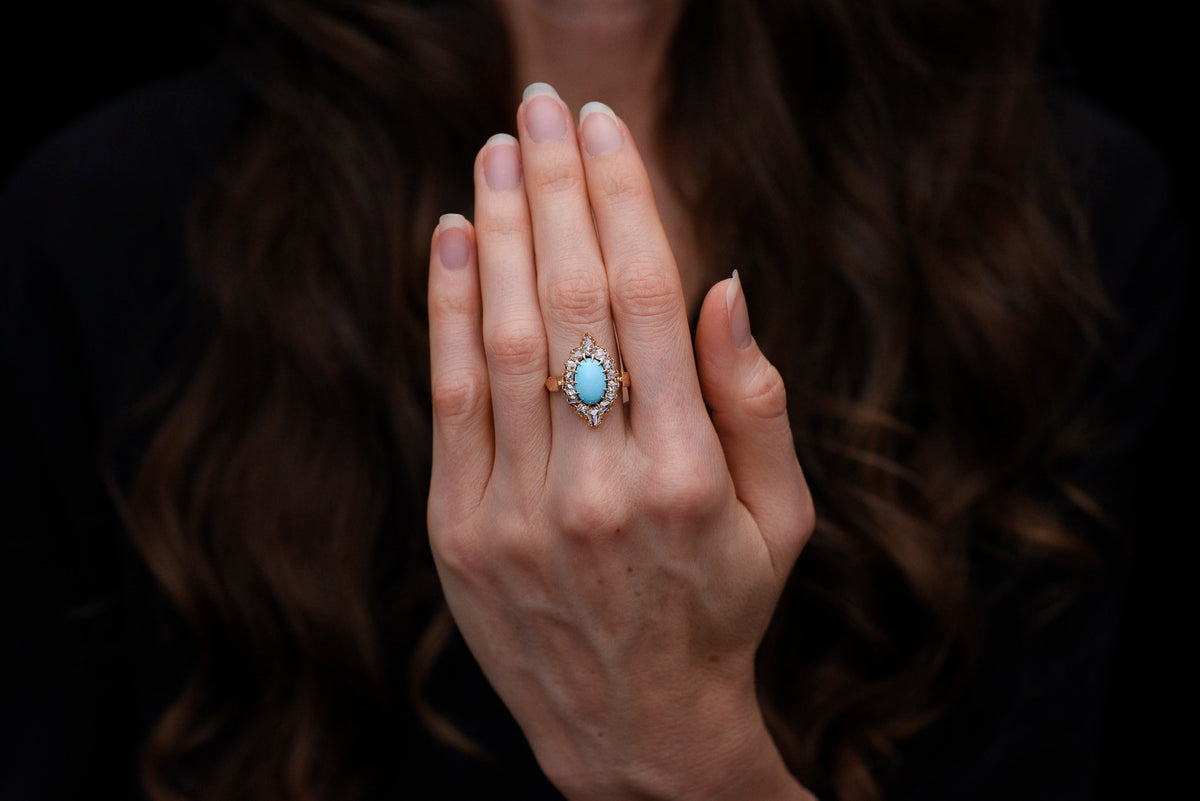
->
579, 101, 618, 125
522, 82, 560, 101
439, 213, 467, 227
726, 268, 742, 310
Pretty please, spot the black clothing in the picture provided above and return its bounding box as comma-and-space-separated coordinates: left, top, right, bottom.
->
1, 64, 1191, 800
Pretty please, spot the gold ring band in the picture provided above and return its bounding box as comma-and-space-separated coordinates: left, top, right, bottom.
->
544, 374, 630, 392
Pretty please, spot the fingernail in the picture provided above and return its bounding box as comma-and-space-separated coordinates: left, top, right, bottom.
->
523, 82, 567, 143
522, 81, 560, 102
483, 133, 521, 190
727, 269, 752, 349
579, 102, 623, 156
438, 215, 470, 270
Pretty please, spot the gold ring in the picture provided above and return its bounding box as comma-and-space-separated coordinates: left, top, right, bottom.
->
546, 333, 630, 428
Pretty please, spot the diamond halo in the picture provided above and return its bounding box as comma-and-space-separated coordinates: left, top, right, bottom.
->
560, 333, 620, 429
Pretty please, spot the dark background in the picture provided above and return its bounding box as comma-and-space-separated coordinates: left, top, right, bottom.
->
2, 1, 1195, 798
2, 2, 1198, 222
1, 1, 1196, 234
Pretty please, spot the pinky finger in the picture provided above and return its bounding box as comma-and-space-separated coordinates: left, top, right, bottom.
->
428, 213, 494, 526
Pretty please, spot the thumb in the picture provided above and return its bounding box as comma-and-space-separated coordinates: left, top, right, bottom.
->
695, 271, 813, 574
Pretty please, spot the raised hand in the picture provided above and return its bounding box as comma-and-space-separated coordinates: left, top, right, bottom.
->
427, 83, 815, 801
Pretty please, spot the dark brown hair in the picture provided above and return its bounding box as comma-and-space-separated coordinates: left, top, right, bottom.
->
127, 1, 1106, 799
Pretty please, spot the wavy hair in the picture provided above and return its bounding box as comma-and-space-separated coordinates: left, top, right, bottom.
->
127, 1, 1107, 799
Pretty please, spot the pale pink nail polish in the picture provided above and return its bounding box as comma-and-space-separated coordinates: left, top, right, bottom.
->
524, 83, 568, 143
438, 217, 470, 270
579, 102, 623, 157
483, 134, 521, 190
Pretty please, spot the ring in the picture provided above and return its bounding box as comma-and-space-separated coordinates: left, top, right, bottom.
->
545, 333, 630, 428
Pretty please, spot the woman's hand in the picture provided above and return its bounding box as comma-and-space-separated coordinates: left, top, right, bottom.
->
427, 83, 815, 801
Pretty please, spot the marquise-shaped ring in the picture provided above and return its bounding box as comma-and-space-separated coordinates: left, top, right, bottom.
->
545, 332, 630, 429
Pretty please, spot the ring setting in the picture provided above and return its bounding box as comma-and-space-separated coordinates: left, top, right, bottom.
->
546, 333, 630, 428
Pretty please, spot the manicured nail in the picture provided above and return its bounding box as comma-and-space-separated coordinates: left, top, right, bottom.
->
579, 102, 622, 156
483, 133, 521, 190
727, 269, 752, 349
522, 82, 560, 102
523, 82, 567, 143
438, 215, 470, 270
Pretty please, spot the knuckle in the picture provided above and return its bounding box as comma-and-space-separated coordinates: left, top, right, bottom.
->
431, 526, 487, 578
433, 510, 544, 581
531, 157, 584, 196
546, 269, 608, 319
475, 212, 528, 241
485, 319, 545, 375
741, 360, 789, 421
597, 169, 652, 205
610, 265, 679, 323
431, 368, 489, 424
554, 492, 624, 540
645, 462, 725, 523
429, 287, 476, 322
491, 523, 546, 572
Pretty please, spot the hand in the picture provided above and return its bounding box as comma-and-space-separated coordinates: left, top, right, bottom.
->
427, 83, 816, 801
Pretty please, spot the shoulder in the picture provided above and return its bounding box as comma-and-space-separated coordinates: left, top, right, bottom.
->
1044, 89, 1190, 488
1047, 88, 1172, 205
1042, 90, 1193, 543
1047, 88, 1189, 407
0, 63, 254, 494
1047, 89, 1185, 301
0, 68, 254, 793
1047, 92, 1198, 801
1, 62, 252, 270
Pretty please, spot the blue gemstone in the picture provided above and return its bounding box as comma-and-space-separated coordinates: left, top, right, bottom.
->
573, 358, 606, 405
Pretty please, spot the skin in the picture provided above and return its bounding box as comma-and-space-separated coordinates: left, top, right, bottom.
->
493, 0, 705, 307
427, 3, 817, 798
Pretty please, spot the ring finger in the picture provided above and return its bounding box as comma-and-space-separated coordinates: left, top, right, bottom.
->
517, 83, 625, 441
